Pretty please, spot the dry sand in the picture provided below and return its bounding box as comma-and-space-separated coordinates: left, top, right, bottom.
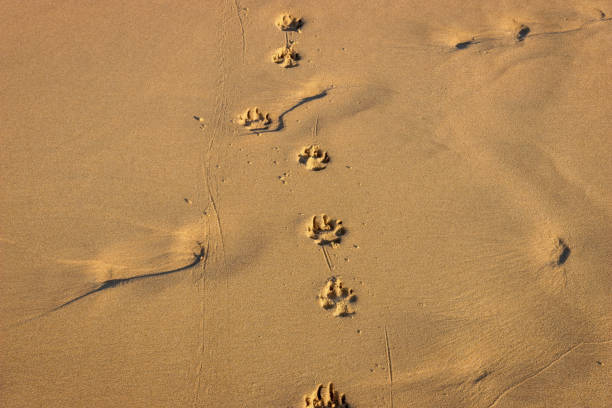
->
1, 1, 611, 407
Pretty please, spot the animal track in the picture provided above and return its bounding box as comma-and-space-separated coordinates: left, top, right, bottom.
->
304, 383, 349, 408
276, 13, 303, 31
237, 107, 272, 130
298, 145, 329, 170
318, 277, 356, 317
272, 43, 299, 68
307, 214, 345, 247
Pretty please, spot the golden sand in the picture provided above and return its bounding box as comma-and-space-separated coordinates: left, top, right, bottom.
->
1, 1, 611, 407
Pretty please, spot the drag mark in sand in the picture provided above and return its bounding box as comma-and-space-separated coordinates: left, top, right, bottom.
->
14, 247, 206, 327
321, 246, 333, 272
247, 87, 332, 134
487, 339, 612, 408
233, 0, 246, 62
451, 16, 611, 53
192, 240, 209, 408
384, 326, 394, 408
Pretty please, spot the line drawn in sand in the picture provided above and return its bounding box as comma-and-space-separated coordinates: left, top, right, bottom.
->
13, 244, 207, 327
452, 16, 611, 52
246, 87, 332, 135
384, 326, 394, 408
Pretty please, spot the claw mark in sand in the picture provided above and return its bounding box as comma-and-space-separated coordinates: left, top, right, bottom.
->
15, 246, 206, 326
384, 326, 394, 408
321, 245, 333, 272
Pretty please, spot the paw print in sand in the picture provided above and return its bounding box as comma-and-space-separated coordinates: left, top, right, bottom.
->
272, 43, 299, 68
304, 383, 349, 408
237, 107, 272, 130
307, 214, 344, 247
298, 145, 329, 171
275, 14, 303, 31
318, 277, 356, 317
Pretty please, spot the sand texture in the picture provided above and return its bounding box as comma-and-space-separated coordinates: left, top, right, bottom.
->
1, 1, 611, 407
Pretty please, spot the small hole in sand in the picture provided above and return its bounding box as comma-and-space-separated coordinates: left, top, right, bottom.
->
455, 40, 473, 49
517, 26, 530, 41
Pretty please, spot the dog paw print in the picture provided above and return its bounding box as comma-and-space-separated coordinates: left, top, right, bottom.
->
237, 107, 272, 130
298, 145, 329, 171
275, 13, 303, 31
272, 43, 299, 68
304, 383, 349, 408
307, 214, 345, 247
318, 277, 356, 317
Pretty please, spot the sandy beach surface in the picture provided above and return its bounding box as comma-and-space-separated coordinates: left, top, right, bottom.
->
1, 1, 611, 407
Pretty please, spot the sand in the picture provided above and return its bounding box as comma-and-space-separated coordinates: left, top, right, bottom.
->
1, 1, 611, 407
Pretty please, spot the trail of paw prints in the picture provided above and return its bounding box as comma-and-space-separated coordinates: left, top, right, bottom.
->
272, 13, 303, 68
318, 277, 356, 317
237, 107, 272, 131
303, 383, 349, 408
298, 145, 329, 171
307, 214, 345, 248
